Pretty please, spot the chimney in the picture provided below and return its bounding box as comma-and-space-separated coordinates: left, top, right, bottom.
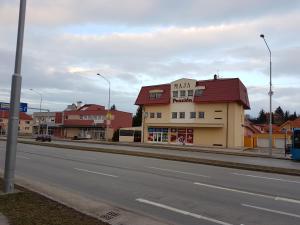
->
214, 74, 218, 80
76, 101, 82, 108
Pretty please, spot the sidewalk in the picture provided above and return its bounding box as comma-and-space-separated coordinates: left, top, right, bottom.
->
27, 136, 287, 159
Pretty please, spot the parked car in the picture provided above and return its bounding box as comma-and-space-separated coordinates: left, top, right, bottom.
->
35, 134, 52, 142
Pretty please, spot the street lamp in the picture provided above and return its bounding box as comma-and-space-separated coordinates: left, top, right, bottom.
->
30, 89, 43, 135
97, 73, 111, 140
30, 88, 42, 112
4, 0, 27, 193
260, 34, 273, 157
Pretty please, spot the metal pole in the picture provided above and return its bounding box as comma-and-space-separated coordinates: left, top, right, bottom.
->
260, 34, 273, 157
30, 89, 43, 134
4, 0, 27, 193
97, 73, 111, 140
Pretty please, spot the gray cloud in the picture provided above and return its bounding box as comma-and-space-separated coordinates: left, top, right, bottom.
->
1, 1, 300, 116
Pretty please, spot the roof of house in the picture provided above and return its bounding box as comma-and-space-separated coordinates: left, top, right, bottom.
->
280, 118, 300, 129
135, 78, 250, 109
0, 111, 32, 120
64, 104, 106, 115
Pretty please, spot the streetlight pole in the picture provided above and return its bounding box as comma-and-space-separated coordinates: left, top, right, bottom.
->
30, 89, 43, 135
97, 73, 111, 140
4, 0, 27, 193
30, 89, 42, 112
260, 34, 273, 157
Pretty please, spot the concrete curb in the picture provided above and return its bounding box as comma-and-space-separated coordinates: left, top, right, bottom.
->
0, 171, 171, 225
15, 139, 300, 177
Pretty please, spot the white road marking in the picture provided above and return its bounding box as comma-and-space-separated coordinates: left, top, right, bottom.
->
194, 182, 273, 199
136, 198, 233, 225
275, 197, 300, 204
194, 182, 300, 204
232, 172, 300, 184
74, 168, 118, 178
242, 203, 300, 219
147, 166, 210, 178
17, 155, 30, 160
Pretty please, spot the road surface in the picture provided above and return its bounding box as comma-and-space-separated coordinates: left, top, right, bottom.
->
1, 142, 300, 225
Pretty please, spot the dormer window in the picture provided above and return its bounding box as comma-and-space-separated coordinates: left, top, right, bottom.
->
195, 89, 204, 96
149, 90, 163, 99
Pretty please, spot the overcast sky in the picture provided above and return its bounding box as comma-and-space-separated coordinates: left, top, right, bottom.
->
1, 0, 299, 116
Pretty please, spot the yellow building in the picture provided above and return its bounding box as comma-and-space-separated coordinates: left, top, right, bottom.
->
0, 111, 33, 135
135, 77, 250, 148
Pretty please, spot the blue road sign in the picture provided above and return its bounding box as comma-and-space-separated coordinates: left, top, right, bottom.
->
0, 102, 28, 112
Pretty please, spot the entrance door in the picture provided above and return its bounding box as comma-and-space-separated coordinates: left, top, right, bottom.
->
153, 132, 162, 142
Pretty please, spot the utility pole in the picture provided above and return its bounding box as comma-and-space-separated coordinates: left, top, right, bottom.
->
4, 0, 27, 193
260, 34, 273, 157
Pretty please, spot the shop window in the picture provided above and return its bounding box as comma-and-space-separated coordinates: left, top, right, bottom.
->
190, 112, 196, 119
195, 89, 204, 96
148, 128, 168, 143
150, 113, 155, 118
170, 128, 194, 144
173, 91, 178, 98
188, 90, 193, 97
179, 112, 185, 119
172, 112, 177, 119
199, 112, 205, 119
180, 90, 186, 97
157, 112, 162, 118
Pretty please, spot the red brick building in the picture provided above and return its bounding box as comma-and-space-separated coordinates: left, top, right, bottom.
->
54, 104, 132, 140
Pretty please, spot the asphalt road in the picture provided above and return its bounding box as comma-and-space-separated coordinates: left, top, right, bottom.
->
1, 142, 300, 225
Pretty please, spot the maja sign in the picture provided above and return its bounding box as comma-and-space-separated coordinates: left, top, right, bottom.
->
173, 82, 191, 89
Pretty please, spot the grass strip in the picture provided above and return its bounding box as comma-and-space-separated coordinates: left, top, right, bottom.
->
0, 179, 109, 225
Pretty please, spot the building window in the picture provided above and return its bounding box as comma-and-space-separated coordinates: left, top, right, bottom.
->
157, 112, 162, 118
80, 115, 83, 119
180, 90, 186, 97
173, 91, 178, 98
0, 119, 2, 122
179, 112, 185, 119
149, 92, 162, 99
195, 89, 204, 96
25, 121, 30, 124
65, 116, 68, 120
172, 112, 177, 119
199, 112, 205, 119
150, 113, 155, 118
190, 112, 196, 119
188, 90, 193, 97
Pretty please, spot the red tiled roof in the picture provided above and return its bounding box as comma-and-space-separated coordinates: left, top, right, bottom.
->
280, 118, 300, 129
135, 84, 171, 105
135, 78, 250, 109
194, 78, 250, 109
64, 104, 106, 116
0, 111, 32, 120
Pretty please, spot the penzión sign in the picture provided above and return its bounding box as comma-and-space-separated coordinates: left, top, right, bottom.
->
173, 98, 193, 103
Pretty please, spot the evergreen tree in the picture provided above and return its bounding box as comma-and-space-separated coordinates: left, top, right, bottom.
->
274, 106, 284, 124
132, 106, 143, 126
110, 104, 116, 110
257, 109, 267, 124
289, 111, 297, 120
284, 111, 290, 122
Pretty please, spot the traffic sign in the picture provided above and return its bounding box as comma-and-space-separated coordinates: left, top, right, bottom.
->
0, 102, 28, 112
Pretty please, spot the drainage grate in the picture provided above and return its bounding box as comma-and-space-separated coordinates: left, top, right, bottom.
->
99, 211, 120, 221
